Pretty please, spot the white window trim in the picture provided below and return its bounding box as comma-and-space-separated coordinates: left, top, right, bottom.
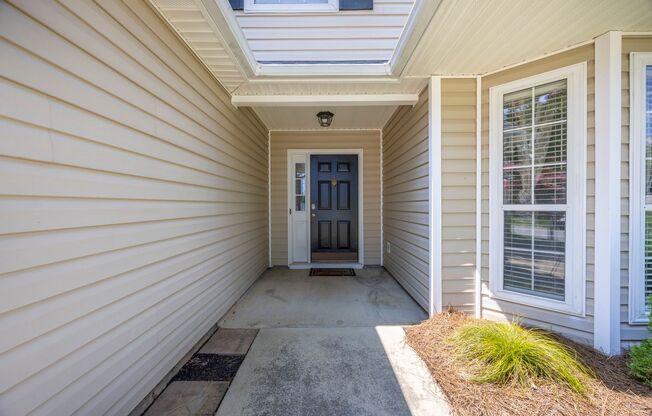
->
244, 0, 338, 13
629, 52, 652, 325
489, 63, 587, 316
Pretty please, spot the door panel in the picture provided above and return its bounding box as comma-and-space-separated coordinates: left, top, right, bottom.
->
310, 155, 358, 261
318, 181, 332, 210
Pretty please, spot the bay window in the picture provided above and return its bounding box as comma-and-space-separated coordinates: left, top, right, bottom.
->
490, 63, 586, 315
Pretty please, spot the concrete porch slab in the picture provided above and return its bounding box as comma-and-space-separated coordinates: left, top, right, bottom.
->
215, 326, 450, 416
219, 267, 427, 328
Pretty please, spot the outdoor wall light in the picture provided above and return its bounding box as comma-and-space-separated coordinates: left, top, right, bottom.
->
316, 111, 334, 127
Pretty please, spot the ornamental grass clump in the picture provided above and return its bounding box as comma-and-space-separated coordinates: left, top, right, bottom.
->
451, 320, 593, 394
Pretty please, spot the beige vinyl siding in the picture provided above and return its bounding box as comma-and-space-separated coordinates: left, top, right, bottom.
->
441, 78, 477, 312
621, 36, 652, 346
234, 0, 414, 63
480, 45, 595, 345
270, 130, 381, 266
382, 89, 429, 310
0, 1, 268, 415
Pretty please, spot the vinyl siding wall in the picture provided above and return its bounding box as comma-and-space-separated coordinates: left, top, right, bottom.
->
620, 36, 652, 346
0, 1, 268, 415
441, 78, 477, 312
382, 89, 430, 310
234, 0, 415, 63
269, 130, 381, 266
480, 45, 596, 345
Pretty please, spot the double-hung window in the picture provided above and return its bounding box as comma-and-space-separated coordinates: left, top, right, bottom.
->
490, 63, 586, 315
629, 52, 652, 324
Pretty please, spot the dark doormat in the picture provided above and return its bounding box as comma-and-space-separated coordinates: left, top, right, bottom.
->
173, 354, 245, 382
309, 268, 356, 276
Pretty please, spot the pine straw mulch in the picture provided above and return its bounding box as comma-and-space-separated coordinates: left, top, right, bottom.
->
404, 311, 652, 416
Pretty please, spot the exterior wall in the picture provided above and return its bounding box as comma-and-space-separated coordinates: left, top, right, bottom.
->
621, 36, 652, 346
270, 130, 381, 266
441, 78, 477, 312
0, 1, 268, 415
480, 45, 596, 345
234, 0, 414, 62
382, 89, 430, 310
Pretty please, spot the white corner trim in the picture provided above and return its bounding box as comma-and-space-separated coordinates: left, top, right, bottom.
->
488, 62, 587, 317
380, 129, 384, 267
231, 94, 418, 108
428, 76, 442, 316
268, 131, 272, 267
594, 31, 622, 355
475, 76, 482, 319
628, 52, 652, 325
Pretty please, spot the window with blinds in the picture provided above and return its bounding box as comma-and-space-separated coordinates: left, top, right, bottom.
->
643, 66, 652, 302
502, 80, 568, 300
630, 54, 652, 324
490, 63, 585, 315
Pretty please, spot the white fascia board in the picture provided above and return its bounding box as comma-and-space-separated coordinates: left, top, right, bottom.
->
231, 94, 419, 107
593, 31, 622, 355
257, 63, 392, 77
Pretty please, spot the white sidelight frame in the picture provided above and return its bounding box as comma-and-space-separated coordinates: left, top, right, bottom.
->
489, 63, 587, 316
286, 149, 364, 268
629, 52, 652, 325
244, 0, 338, 13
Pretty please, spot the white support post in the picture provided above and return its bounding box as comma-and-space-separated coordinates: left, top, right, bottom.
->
428, 76, 443, 316
475, 76, 482, 319
593, 31, 622, 355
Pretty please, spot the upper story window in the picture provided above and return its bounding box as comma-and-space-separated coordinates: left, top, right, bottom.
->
629, 52, 652, 324
244, 0, 339, 13
489, 63, 586, 315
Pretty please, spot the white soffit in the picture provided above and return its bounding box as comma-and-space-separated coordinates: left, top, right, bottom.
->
256, 106, 398, 130
148, 0, 246, 92
405, 0, 652, 77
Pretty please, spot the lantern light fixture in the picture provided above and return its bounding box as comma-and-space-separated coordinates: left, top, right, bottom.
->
316, 111, 334, 128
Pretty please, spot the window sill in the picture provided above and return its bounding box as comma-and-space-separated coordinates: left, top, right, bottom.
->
489, 288, 585, 317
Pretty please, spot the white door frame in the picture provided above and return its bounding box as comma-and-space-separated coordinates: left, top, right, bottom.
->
287, 149, 364, 268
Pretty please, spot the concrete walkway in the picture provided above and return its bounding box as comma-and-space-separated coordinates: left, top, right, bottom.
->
216, 267, 450, 416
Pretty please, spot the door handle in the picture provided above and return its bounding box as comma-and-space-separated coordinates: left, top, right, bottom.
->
311, 214, 316, 217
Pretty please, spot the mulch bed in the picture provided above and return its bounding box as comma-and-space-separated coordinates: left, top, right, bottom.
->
404, 311, 652, 416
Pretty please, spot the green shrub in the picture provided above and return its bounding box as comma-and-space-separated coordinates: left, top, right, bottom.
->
628, 294, 652, 387
451, 320, 592, 394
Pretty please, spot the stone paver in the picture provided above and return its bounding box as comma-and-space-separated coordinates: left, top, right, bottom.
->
199, 328, 258, 355
143, 381, 228, 416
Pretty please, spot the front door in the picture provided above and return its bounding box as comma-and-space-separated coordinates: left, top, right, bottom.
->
310, 155, 358, 262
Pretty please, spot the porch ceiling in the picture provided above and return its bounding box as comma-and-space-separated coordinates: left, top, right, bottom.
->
254, 105, 398, 130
